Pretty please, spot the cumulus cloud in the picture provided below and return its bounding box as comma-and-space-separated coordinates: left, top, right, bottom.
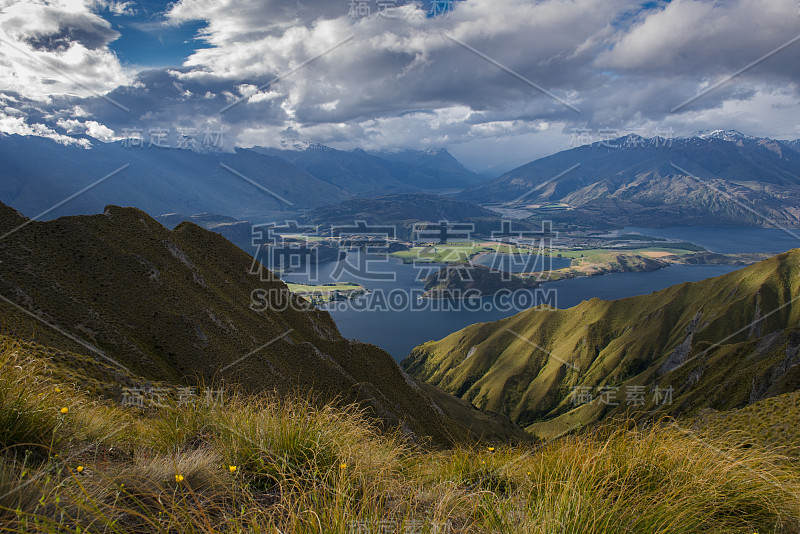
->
56, 116, 115, 140
0, 109, 91, 146
0, 0, 132, 102
598, 0, 800, 79
95, 0, 135, 17
157, 0, 800, 155
165, 0, 621, 118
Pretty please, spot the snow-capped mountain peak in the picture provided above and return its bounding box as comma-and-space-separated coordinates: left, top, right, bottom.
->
277, 138, 312, 151
693, 129, 755, 142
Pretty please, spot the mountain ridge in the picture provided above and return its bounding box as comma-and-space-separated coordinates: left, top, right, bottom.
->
0, 200, 527, 445
0, 134, 347, 221
0, 135, 485, 225
458, 131, 800, 228
255, 144, 483, 192
403, 249, 800, 437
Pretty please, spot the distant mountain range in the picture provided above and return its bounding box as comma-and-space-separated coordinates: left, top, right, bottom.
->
0, 134, 481, 223
254, 144, 483, 194
365, 148, 484, 190
0, 134, 341, 221
0, 201, 528, 445
5, 129, 800, 232
459, 130, 800, 228
404, 249, 800, 438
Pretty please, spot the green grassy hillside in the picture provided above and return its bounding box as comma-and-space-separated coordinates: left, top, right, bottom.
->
404, 250, 800, 438
0, 202, 525, 446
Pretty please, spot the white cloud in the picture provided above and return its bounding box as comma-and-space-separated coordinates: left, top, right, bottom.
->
158, 0, 800, 160
156, 0, 633, 157
0, 109, 91, 146
56, 116, 115, 140
598, 0, 800, 79
96, 0, 135, 16
0, 0, 132, 102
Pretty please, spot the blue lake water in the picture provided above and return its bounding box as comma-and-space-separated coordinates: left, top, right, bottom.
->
282, 252, 742, 362
473, 253, 573, 272
620, 226, 800, 254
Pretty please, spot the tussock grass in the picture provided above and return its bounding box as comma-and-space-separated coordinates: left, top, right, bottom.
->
513, 425, 799, 533
0, 345, 68, 458
0, 340, 799, 533
693, 391, 800, 459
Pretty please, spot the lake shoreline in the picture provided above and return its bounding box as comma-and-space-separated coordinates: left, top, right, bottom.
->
418, 250, 773, 299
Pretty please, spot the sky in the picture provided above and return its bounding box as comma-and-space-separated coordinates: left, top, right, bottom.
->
0, 0, 799, 172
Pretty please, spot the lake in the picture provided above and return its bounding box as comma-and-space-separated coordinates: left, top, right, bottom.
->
619, 226, 800, 254
473, 253, 573, 272
282, 252, 742, 362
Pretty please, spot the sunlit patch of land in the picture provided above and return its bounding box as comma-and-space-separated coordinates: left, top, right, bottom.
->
286, 282, 367, 303
641, 250, 680, 258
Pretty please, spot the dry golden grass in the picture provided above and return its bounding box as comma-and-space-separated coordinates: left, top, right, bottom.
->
0, 339, 799, 533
